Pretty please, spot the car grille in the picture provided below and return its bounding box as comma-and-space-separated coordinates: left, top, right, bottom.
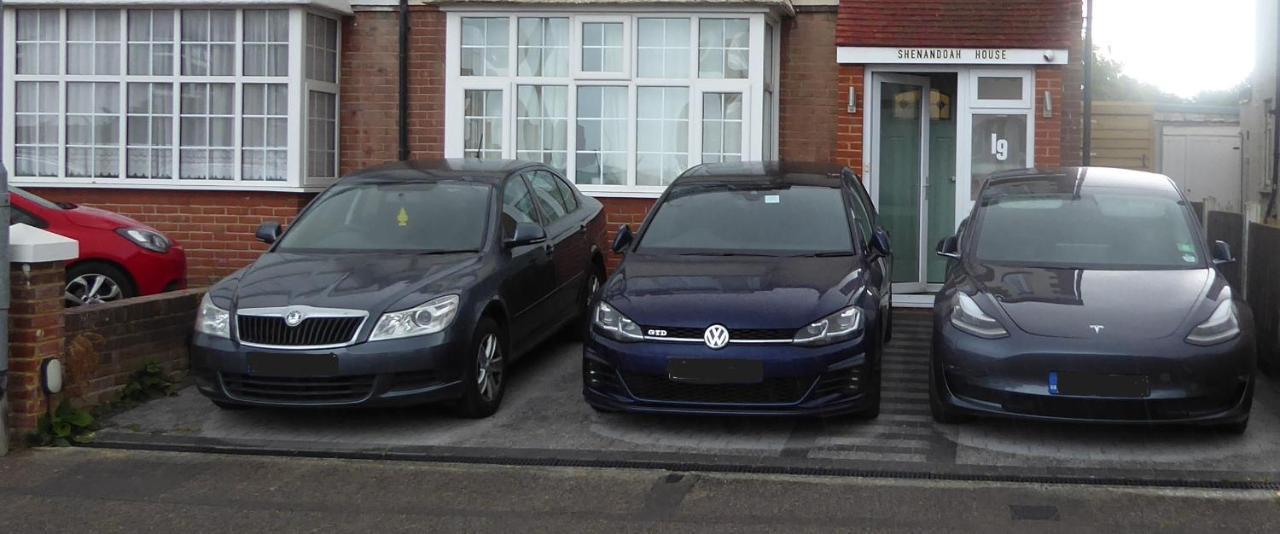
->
950, 379, 1243, 421
237, 315, 363, 347
646, 326, 796, 341
221, 373, 375, 404
621, 372, 812, 404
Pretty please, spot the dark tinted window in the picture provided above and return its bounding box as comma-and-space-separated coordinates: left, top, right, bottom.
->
551, 173, 579, 212
638, 184, 854, 255
974, 192, 1203, 269
527, 171, 570, 224
277, 181, 491, 252
846, 186, 874, 247
501, 176, 540, 236
9, 206, 45, 228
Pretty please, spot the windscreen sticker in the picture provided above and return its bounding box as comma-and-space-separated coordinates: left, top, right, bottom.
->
764, 195, 781, 204
397, 207, 409, 227
1177, 242, 1195, 253
1182, 254, 1197, 263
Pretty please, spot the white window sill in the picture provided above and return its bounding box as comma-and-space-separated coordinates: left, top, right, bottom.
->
8, 178, 332, 194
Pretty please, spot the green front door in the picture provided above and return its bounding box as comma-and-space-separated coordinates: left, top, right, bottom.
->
875, 75, 929, 291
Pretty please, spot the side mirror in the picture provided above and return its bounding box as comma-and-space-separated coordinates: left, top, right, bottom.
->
1211, 240, 1235, 265
255, 221, 282, 245
505, 222, 546, 248
611, 224, 634, 254
936, 235, 961, 260
870, 228, 892, 258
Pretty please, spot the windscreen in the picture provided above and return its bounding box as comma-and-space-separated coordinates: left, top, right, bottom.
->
638, 184, 854, 256
9, 186, 63, 211
276, 181, 491, 253
973, 191, 1204, 269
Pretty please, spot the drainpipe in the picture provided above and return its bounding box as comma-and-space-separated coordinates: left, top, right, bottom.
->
1269, 1, 1280, 220
1082, 0, 1093, 166
398, 0, 410, 161
1, 3, 10, 454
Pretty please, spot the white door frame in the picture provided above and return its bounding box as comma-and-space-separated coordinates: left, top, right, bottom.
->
870, 73, 932, 294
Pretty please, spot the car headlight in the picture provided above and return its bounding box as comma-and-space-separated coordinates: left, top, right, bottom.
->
369, 295, 460, 341
592, 302, 643, 342
195, 294, 230, 338
950, 292, 1009, 339
1186, 300, 1240, 346
793, 305, 864, 346
117, 227, 171, 253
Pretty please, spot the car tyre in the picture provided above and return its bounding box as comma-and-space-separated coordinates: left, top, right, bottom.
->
456, 318, 506, 419
65, 262, 136, 306
569, 265, 604, 340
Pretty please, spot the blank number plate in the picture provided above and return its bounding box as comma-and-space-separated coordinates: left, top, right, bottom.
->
1049, 371, 1150, 398
668, 359, 763, 385
247, 353, 340, 377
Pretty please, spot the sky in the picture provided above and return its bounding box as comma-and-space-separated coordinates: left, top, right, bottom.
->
1091, 0, 1257, 98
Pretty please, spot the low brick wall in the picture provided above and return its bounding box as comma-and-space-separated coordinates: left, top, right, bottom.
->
62, 288, 205, 407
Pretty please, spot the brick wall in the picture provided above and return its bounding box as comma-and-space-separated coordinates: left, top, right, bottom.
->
24, 188, 314, 286
62, 288, 203, 407
600, 197, 656, 271
779, 10, 841, 163
407, 5, 447, 159
6, 261, 67, 438
1035, 67, 1064, 168
834, 65, 867, 172
837, 0, 1081, 49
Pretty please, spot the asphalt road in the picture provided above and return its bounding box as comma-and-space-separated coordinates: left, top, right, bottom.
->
1, 448, 1278, 533
97, 313, 1280, 485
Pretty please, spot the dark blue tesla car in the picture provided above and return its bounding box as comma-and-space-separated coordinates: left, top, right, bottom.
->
583, 162, 893, 418
930, 167, 1255, 432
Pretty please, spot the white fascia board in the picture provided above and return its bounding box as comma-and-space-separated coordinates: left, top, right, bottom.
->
8, 224, 79, 264
436, 0, 795, 17
3, 1, 355, 16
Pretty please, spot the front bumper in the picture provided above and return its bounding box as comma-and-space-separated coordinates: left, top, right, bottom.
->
582, 331, 877, 417
190, 330, 469, 408
932, 320, 1255, 425
128, 245, 187, 295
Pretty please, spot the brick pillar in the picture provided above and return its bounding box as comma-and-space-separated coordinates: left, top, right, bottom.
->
6, 261, 66, 439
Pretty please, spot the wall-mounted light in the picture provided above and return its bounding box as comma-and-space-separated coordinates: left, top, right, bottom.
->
41, 358, 64, 395
847, 86, 857, 114
1043, 90, 1053, 118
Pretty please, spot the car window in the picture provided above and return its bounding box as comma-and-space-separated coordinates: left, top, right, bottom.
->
276, 181, 491, 253
846, 188, 875, 248
9, 206, 46, 228
502, 176, 541, 236
551, 173, 579, 212
526, 171, 570, 224
638, 184, 855, 256
973, 191, 1204, 269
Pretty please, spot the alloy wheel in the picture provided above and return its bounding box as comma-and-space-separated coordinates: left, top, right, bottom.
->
476, 333, 504, 402
65, 273, 124, 306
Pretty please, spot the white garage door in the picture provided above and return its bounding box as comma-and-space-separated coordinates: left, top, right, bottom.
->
1160, 125, 1242, 212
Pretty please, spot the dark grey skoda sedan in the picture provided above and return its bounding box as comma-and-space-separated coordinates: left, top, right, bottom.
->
191, 160, 606, 417
930, 167, 1255, 432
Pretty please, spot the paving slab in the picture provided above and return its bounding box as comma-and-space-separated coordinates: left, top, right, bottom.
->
95, 315, 1280, 487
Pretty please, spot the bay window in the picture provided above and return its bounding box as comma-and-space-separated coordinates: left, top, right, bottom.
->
2, 5, 345, 190
446, 10, 778, 196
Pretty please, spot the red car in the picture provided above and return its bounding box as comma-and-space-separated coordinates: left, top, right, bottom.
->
8, 187, 187, 305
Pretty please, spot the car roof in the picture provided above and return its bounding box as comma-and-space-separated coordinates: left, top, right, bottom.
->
671, 162, 852, 188
980, 167, 1181, 202
338, 159, 543, 185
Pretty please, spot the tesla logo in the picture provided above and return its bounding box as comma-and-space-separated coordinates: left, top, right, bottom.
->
703, 325, 730, 350
1089, 324, 1104, 334
647, 329, 668, 337
285, 310, 305, 327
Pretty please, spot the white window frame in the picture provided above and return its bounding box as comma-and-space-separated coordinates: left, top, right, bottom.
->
1, 6, 343, 192
969, 69, 1033, 108
573, 15, 630, 80
444, 8, 774, 198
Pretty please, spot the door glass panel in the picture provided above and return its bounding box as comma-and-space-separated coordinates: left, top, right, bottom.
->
970, 113, 1028, 200
878, 82, 923, 284
976, 76, 1023, 100
926, 78, 957, 283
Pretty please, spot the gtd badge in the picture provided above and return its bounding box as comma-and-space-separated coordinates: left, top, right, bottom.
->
284, 310, 305, 327
703, 324, 730, 350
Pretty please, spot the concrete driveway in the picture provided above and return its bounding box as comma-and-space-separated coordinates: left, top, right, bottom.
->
96, 313, 1280, 487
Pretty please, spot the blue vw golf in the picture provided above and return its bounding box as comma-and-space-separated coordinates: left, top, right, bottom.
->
583, 162, 893, 418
